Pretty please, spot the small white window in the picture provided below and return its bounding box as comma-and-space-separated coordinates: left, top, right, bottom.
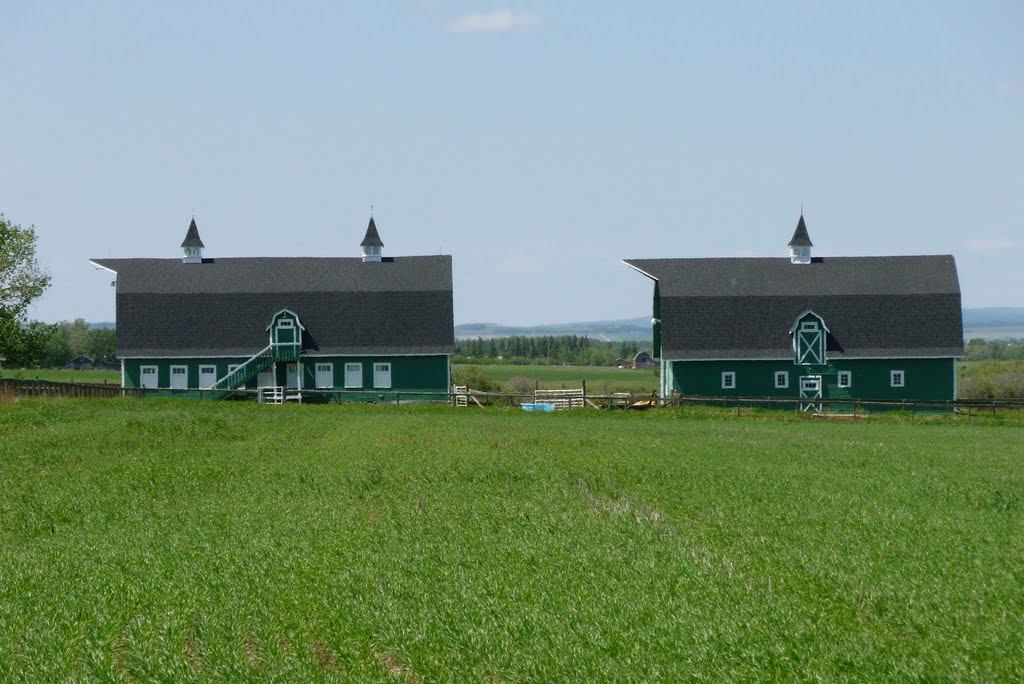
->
228, 364, 240, 375
890, 370, 905, 388
721, 371, 736, 390
800, 321, 818, 331
170, 365, 188, 389
344, 363, 363, 388
774, 371, 789, 389
838, 371, 852, 388
374, 362, 392, 389
315, 363, 334, 389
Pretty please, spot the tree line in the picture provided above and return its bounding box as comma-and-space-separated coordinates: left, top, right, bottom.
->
965, 338, 1024, 361
455, 335, 646, 366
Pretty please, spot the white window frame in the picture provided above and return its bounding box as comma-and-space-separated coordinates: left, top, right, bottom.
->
140, 365, 158, 389
315, 363, 334, 389
890, 370, 905, 388
838, 370, 852, 388
228, 364, 240, 376
344, 363, 363, 389
374, 362, 392, 389
721, 371, 736, 390
199, 365, 217, 389
774, 371, 789, 389
170, 365, 188, 389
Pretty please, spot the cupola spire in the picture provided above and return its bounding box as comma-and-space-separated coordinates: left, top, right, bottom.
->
181, 217, 204, 264
361, 216, 383, 262
788, 214, 813, 264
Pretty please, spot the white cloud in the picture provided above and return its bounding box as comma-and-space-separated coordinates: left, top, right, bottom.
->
444, 9, 544, 34
968, 238, 1016, 250
994, 81, 1024, 97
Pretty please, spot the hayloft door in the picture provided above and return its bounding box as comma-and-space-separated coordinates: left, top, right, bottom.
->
799, 375, 822, 413
275, 319, 296, 345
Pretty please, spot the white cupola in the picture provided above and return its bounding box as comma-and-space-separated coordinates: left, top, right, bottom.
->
181, 217, 204, 264
788, 214, 813, 264
360, 216, 383, 262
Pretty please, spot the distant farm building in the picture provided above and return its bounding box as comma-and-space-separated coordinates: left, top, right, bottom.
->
91, 216, 454, 401
65, 355, 95, 370
632, 351, 658, 369
625, 215, 964, 404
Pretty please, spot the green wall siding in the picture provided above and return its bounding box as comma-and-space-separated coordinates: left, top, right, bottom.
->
670, 357, 956, 402
123, 355, 449, 392
301, 356, 449, 392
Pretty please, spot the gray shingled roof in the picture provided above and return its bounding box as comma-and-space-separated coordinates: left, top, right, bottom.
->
91, 256, 454, 357
788, 215, 812, 247
180, 218, 205, 248
360, 217, 383, 247
624, 255, 963, 360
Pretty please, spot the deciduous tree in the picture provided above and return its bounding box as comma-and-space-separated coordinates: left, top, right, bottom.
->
0, 214, 52, 367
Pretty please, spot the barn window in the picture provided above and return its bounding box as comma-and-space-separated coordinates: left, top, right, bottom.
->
721, 372, 736, 390
890, 370, 905, 388
838, 371, 852, 388
774, 371, 789, 389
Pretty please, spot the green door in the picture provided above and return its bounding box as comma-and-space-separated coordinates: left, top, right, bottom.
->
275, 319, 296, 345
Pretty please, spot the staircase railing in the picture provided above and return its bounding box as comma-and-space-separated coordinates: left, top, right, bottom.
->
208, 344, 275, 399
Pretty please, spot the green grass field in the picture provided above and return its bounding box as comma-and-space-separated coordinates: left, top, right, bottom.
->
460, 363, 660, 394
1, 399, 1022, 681
0, 368, 120, 384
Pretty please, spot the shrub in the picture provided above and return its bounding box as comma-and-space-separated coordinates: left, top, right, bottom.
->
450, 366, 501, 393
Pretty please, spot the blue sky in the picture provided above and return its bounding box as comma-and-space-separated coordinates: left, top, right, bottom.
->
3, 1, 1021, 326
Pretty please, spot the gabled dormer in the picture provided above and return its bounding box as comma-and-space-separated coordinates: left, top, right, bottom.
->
181, 217, 204, 264
788, 214, 813, 264
790, 311, 829, 365
361, 216, 383, 263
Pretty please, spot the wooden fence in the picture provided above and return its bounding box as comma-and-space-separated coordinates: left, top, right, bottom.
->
0, 378, 143, 399
3, 377, 1022, 417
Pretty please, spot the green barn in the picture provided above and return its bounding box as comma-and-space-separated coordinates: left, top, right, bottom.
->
91, 216, 454, 402
624, 215, 964, 407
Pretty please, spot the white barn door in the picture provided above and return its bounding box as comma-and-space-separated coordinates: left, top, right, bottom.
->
199, 365, 217, 389
800, 375, 822, 413
315, 363, 333, 388
140, 366, 158, 389
170, 366, 188, 389
373, 363, 392, 389
345, 363, 362, 388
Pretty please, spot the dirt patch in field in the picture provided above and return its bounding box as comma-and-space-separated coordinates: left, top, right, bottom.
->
183, 629, 202, 673
313, 640, 341, 670
379, 651, 422, 682
243, 631, 262, 668
578, 479, 667, 526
